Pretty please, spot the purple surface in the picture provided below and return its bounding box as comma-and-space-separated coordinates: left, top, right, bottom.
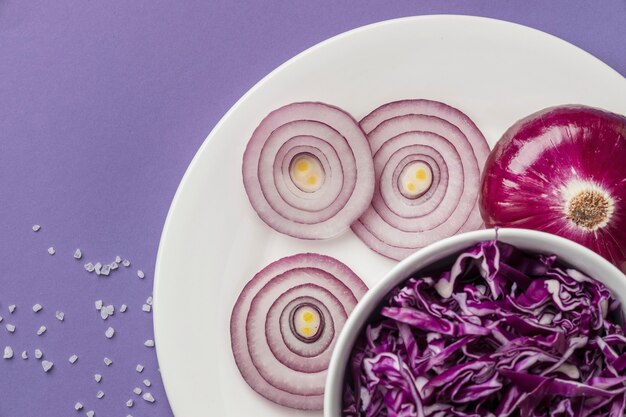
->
0, 1, 624, 416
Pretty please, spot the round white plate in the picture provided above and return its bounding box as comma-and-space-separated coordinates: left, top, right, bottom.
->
154, 15, 626, 417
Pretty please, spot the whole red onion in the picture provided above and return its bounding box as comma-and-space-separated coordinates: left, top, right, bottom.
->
480, 105, 626, 272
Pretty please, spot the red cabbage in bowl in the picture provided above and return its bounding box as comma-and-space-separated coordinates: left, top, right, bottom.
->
343, 240, 626, 417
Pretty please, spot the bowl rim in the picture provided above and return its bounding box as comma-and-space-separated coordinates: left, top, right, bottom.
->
324, 227, 626, 416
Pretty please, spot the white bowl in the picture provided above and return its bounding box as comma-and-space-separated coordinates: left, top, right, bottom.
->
324, 228, 626, 416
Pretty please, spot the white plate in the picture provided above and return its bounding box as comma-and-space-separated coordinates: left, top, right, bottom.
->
154, 15, 626, 417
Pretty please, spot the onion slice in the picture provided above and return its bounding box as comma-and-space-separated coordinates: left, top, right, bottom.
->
352, 100, 490, 260
230, 253, 367, 410
243, 102, 375, 239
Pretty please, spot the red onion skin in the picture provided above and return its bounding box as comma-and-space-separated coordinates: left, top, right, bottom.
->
480, 105, 626, 272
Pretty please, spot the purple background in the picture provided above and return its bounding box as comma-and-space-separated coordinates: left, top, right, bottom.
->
0, 1, 624, 416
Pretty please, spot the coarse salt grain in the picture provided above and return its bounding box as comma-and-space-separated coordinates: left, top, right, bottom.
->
143, 379, 151, 387
105, 327, 115, 339
100, 309, 109, 320
142, 392, 155, 403
115, 255, 122, 263
120, 304, 128, 313
135, 364, 144, 373
3, 346, 13, 359
86, 410, 95, 417
146, 296, 153, 306
126, 399, 134, 407
104, 357, 112, 366
6, 323, 15, 333
85, 262, 95, 272
8, 305, 16, 313
142, 304, 151, 313
95, 374, 102, 383
35, 349, 43, 359
55, 311, 65, 321
133, 387, 142, 395
110, 262, 119, 270
32, 224, 41, 232
74, 402, 83, 410
42, 360, 53, 372
96, 390, 104, 399
95, 300, 103, 310
69, 354, 78, 364
37, 325, 47, 336
32, 303, 43, 313
122, 259, 130, 267
100, 264, 111, 276
144, 339, 154, 347
106, 305, 114, 315
74, 249, 82, 259
21, 350, 28, 360
137, 270, 145, 279
48, 247, 55, 255
94, 262, 102, 275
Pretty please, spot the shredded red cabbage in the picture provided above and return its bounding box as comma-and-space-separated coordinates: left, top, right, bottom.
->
343, 240, 626, 417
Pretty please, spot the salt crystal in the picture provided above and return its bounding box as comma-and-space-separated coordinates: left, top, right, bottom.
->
8, 305, 15, 313
110, 262, 119, 270
133, 387, 142, 395
3, 346, 13, 359
142, 304, 151, 313
120, 304, 128, 313
135, 364, 144, 373
32, 224, 41, 232
35, 349, 43, 359
56, 311, 65, 321
104, 357, 112, 366
115, 255, 122, 263
100, 309, 109, 320
95, 300, 103, 310
105, 327, 115, 339
69, 354, 78, 364
137, 270, 145, 279
86, 410, 95, 417
96, 390, 104, 399
33, 303, 43, 313
144, 339, 155, 347
100, 264, 111, 276
74, 402, 83, 410
74, 249, 82, 259
106, 305, 114, 315
84, 262, 95, 272
21, 350, 28, 360
146, 296, 153, 306
126, 399, 134, 407
6, 323, 15, 333
42, 360, 53, 372
48, 247, 56, 255
37, 325, 47, 336
142, 392, 155, 403
94, 262, 102, 275
143, 379, 151, 387
95, 373, 102, 382
122, 259, 130, 267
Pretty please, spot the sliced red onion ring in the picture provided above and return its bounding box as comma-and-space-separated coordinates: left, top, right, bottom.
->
352, 100, 490, 260
230, 253, 367, 410
361, 99, 490, 233
243, 102, 374, 239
